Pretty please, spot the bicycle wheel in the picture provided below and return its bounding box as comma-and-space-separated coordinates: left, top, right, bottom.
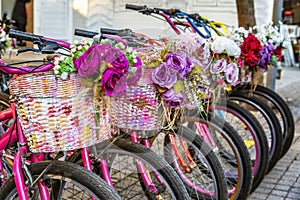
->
233, 84, 295, 158
228, 92, 283, 173
0, 160, 121, 199
86, 138, 190, 200
212, 101, 269, 191
148, 127, 228, 200
183, 113, 253, 200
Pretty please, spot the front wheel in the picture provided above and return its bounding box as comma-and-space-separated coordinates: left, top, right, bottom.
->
0, 160, 121, 200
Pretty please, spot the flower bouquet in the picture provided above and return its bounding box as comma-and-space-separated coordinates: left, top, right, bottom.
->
229, 23, 286, 84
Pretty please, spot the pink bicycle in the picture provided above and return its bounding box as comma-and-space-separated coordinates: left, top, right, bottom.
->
0, 29, 190, 200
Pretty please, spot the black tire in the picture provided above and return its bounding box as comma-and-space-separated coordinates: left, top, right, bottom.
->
182, 113, 253, 200
88, 138, 190, 200
0, 160, 121, 199
228, 92, 283, 173
234, 84, 295, 158
213, 101, 269, 191
150, 128, 228, 200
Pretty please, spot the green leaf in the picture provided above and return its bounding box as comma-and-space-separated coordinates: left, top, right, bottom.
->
173, 80, 185, 94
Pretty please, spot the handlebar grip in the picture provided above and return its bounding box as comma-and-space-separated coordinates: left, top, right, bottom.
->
74, 28, 98, 38
9, 29, 42, 42
125, 4, 144, 11
100, 28, 119, 35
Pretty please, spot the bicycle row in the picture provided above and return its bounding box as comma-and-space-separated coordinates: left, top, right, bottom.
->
0, 4, 295, 200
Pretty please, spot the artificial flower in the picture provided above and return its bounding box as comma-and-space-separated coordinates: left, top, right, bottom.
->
152, 63, 177, 89
163, 89, 186, 108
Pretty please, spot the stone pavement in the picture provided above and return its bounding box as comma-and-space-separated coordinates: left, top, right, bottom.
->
248, 66, 300, 200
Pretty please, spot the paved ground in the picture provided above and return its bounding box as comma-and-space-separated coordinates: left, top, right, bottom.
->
248, 66, 300, 200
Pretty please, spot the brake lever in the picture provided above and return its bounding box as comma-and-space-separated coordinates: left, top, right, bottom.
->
16, 48, 41, 56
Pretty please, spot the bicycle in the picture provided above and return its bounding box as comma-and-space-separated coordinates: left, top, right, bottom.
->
1, 29, 191, 200
0, 57, 121, 200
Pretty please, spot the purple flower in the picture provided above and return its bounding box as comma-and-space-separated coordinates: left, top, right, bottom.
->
105, 48, 129, 71
165, 53, 186, 73
225, 63, 239, 86
163, 89, 186, 108
101, 67, 126, 96
74, 44, 108, 76
258, 42, 274, 69
152, 63, 177, 89
180, 56, 194, 78
127, 64, 142, 86
210, 58, 227, 74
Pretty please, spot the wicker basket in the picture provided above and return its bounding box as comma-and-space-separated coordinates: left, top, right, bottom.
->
110, 68, 162, 131
9, 72, 111, 153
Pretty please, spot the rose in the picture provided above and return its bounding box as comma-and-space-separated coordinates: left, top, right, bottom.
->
111, 54, 129, 71
165, 53, 186, 72
101, 67, 126, 96
163, 89, 186, 108
211, 37, 226, 54
73, 44, 104, 76
244, 53, 259, 67
210, 58, 227, 74
180, 55, 195, 78
152, 63, 177, 89
225, 40, 241, 57
272, 47, 283, 61
105, 48, 129, 71
241, 34, 262, 56
225, 63, 239, 85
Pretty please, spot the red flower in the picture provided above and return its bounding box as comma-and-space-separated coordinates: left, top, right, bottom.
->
244, 53, 260, 67
272, 47, 283, 62
241, 34, 262, 56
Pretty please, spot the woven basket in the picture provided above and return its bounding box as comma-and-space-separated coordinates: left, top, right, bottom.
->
110, 68, 162, 131
9, 72, 111, 153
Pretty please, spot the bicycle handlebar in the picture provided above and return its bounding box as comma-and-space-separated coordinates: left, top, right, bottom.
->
74, 29, 98, 38
100, 28, 120, 35
125, 4, 145, 11
9, 29, 42, 42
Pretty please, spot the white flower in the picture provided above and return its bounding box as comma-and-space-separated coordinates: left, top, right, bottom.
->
54, 65, 60, 70
82, 39, 87, 45
59, 56, 65, 61
211, 37, 226, 54
133, 58, 137, 63
54, 59, 59, 66
60, 72, 69, 80
71, 48, 76, 52
73, 40, 79, 45
225, 39, 241, 57
77, 45, 82, 50
70, 44, 75, 49
54, 70, 59, 75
